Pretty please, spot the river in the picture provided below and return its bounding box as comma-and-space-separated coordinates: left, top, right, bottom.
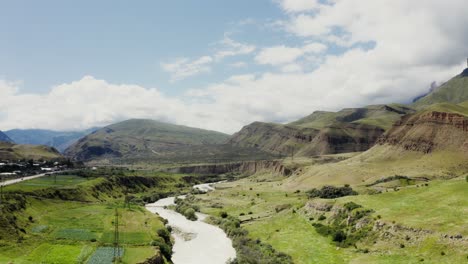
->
145, 183, 236, 264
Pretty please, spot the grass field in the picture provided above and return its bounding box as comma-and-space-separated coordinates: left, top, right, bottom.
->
0, 170, 176, 264
0, 198, 166, 263
194, 169, 468, 264
3, 174, 88, 192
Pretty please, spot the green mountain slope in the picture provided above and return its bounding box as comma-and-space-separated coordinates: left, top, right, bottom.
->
64, 119, 272, 163
229, 104, 414, 156
290, 104, 414, 130
0, 142, 63, 161
5, 128, 98, 152
413, 68, 468, 108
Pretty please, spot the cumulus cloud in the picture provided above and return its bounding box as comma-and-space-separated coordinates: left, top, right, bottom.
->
275, 0, 321, 13
255, 42, 327, 66
1, 1, 468, 135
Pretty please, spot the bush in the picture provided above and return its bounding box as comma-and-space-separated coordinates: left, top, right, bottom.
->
318, 215, 326, 221
306, 185, 358, 199
220, 211, 228, 218
343, 202, 362, 211
211, 216, 293, 264
332, 230, 347, 242
184, 208, 197, 221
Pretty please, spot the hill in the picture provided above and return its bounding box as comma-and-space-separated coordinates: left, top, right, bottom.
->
290, 104, 414, 130
376, 104, 468, 153
0, 131, 13, 143
64, 119, 273, 163
229, 104, 414, 156
0, 141, 63, 161
5, 128, 97, 152
413, 68, 468, 108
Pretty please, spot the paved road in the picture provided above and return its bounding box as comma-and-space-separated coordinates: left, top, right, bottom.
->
0, 172, 55, 187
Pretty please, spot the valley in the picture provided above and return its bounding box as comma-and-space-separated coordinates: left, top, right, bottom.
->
0, 69, 467, 264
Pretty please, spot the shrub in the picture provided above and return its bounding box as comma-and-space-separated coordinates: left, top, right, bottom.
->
343, 202, 362, 211
184, 208, 197, 221
332, 230, 347, 242
318, 215, 326, 221
220, 211, 228, 218
306, 185, 357, 199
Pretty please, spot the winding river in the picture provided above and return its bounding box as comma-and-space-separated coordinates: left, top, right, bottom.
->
145, 183, 236, 264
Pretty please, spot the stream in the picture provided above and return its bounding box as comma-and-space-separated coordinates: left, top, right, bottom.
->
145, 183, 236, 264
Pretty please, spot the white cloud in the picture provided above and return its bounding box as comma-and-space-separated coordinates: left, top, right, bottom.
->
161, 56, 213, 82
2, 1, 468, 135
281, 63, 303, 73
214, 36, 256, 60
255, 42, 327, 66
275, 0, 320, 13
230, 61, 248, 68
161, 36, 255, 81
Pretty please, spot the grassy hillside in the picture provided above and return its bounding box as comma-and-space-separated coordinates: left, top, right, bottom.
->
0, 170, 194, 263
229, 104, 414, 158
413, 68, 468, 108
64, 119, 247, 163
5, 128, 98, 152
0, 141, 63, 161
290, 104, 414, 130
193, 172, 468, 264
421, 101, 468, 116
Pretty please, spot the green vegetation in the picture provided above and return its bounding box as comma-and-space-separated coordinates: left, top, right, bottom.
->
209, 215, 293, 264
306, 185, 358, 199
0, 141, 63, 161
3, 174, 87, 192
174, 195, 200, 221
290, 104, 414, 130
413, 69, 468, 108
64, 118, 274, 164
0, 169, 187, 264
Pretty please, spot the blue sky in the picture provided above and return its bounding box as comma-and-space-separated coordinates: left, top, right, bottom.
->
0, 0, 467, 133
1, 0, 287, 95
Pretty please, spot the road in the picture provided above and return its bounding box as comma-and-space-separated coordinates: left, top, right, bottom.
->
0, 172, 56, 187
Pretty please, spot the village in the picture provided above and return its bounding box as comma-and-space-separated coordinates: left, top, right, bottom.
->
0, 159, 72, 181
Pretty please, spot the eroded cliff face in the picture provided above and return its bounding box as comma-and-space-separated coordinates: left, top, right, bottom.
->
228, 122, 319, 155
377, 111, 468, 153
165, 160, 292, 177
229, 121, 385, 157
297, 123, 385, 156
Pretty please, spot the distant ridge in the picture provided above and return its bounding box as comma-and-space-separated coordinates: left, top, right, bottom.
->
5, 128, 98, 152
0, 131, 14, 143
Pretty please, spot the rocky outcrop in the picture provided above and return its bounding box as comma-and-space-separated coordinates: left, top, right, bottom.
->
297, 123, 385, 156
229, 121, 385, 157
377, 111, 468, 153
165, 160, 293, 176
228, 122, 319, 155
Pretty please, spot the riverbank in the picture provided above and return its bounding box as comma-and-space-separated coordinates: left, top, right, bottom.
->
146, 195, 236, 264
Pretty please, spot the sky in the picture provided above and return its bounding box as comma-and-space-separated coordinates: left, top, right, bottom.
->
1, 0, 467, 134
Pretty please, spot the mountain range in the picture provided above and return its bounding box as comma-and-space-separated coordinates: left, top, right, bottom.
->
64, 119, 273, 164
5, 128, 98, 152
2, 68, 467, 164
0, 131, 13, 143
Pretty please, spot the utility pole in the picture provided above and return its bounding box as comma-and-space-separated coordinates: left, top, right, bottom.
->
113, 208, 120, 263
